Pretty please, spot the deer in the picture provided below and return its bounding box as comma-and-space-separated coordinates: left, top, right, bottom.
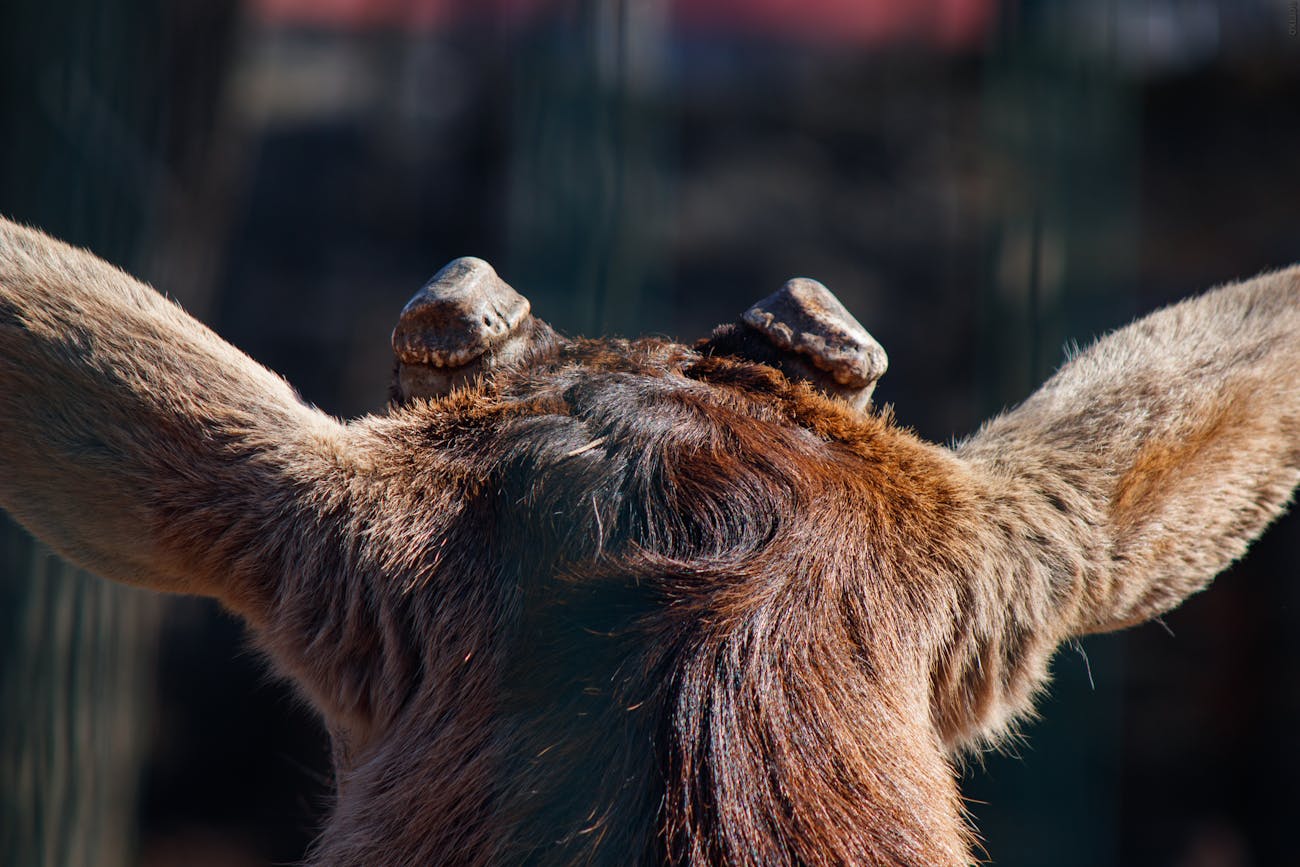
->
1, 216, 1296, 865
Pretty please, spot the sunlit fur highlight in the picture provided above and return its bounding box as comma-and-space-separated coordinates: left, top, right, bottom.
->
2, 218, 1298, 865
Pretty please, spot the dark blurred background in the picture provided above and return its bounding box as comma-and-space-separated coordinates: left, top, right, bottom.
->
1, 1, 1298, 865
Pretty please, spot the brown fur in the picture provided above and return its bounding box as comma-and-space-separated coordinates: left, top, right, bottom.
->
2, 217, 1298, 865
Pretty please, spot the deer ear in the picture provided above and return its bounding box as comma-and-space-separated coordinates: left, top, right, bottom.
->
391, 257, 550, 401
926, 266, 1300, 751
0, 217, 365, 621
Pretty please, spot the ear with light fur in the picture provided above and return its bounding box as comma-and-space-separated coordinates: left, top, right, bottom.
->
931, 268, 1300, 748
0, 217, 366, 623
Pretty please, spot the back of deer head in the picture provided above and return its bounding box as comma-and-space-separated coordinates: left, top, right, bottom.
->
2, 217, 1296, 865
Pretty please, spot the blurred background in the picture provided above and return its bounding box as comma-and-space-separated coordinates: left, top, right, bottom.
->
1, 1, 1298, 865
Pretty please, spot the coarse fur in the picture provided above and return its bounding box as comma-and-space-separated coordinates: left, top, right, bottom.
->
1, 217, 1298, 865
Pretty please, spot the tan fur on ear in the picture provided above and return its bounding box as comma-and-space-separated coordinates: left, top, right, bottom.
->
0, 218, 363, 619
931, 267, 1300, 750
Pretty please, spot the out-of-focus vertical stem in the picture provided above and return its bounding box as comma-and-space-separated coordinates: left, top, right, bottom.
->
0, 529, 159, 867
0, 1, 169, 864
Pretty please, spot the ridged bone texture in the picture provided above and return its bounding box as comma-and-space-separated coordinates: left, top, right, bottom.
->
392, 262, 886, 409
743, 277, 888, 405
1, 215, 1298, 866
391, 257, 556, 401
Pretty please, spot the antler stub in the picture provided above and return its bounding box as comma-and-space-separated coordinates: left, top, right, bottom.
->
742, 277, 889, 407
392, 257, 531, 367
391, 257, 541, 400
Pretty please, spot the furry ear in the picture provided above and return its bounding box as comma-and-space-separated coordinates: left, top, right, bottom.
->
0, 218, 366, 621
929, 267, 1300, 748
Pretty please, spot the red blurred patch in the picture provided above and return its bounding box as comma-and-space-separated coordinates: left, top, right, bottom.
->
251, 0, 996, 49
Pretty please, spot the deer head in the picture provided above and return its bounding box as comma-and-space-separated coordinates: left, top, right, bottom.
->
2, 218, 1296, 865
